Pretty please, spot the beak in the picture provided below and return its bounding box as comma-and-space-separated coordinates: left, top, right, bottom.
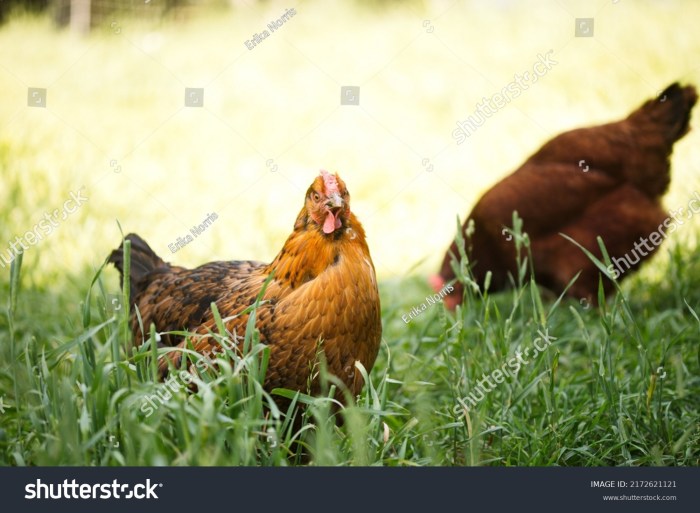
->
326, 192, 343, 210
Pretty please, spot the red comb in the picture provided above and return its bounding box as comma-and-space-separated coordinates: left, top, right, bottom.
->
320, 170, 340, 195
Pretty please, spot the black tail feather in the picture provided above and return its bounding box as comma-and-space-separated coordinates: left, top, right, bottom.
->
108, 233, 167, 303
636, 82, 698, 145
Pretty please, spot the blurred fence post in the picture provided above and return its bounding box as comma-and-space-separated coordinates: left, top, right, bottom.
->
69, 0, 90, 34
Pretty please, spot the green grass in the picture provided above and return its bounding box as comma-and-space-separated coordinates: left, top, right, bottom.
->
1, 227, 699, 466
1, 0, 700, 466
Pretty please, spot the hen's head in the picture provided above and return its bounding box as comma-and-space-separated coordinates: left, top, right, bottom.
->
299, 170, 351, 235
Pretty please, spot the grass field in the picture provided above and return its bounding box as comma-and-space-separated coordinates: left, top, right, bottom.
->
1, 0, 699, 466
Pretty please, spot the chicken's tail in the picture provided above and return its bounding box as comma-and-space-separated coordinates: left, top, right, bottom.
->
631, 82, 698, 145
108, 233, 167, 303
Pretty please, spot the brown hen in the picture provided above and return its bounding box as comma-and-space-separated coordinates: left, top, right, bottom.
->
433, 82, 697, 308
109, 171, 381, 401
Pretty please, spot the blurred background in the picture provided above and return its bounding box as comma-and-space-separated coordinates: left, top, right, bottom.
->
1, 0, 699, 293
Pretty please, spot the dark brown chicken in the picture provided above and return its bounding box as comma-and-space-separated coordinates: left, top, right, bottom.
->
109, 171, 381, 400
433, 83, 697, 308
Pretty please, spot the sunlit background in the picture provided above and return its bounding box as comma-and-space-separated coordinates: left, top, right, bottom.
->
2, 0, 699, 292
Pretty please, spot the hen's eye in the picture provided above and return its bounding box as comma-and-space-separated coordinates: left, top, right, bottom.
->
312, 192, 321, 202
